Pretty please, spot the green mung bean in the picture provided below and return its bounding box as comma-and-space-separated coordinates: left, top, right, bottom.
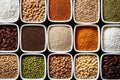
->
21, 55, 45, 78
103, 0, 120, 22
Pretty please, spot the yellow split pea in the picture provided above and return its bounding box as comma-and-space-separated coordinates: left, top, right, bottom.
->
75, 54, 98, 79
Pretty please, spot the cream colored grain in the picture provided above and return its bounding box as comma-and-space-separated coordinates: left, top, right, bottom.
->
48, 26, 71, 51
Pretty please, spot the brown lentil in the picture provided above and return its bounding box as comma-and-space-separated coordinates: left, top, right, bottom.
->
22, 0, 45, 22
0, 54, 18, 78
75, 55, 98, 79
49, 54, 72, 79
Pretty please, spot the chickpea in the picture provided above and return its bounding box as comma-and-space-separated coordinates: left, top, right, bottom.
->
22, 0, 45, 22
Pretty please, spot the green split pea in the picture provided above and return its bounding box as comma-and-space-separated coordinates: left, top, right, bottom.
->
22, 55, 45, 78
103, 0, 120, 22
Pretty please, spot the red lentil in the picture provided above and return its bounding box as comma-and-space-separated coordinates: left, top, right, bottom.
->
49, 0, 71, 21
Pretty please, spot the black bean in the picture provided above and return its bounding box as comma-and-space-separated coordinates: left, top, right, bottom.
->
102, 55, 120, 79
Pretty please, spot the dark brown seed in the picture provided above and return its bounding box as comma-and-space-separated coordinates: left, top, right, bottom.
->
0, 25, 18, 50
102, 55, 120, 79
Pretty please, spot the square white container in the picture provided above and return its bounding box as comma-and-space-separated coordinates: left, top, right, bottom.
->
20, 53, 46, 80
74, 53, 99, 80
73, 0, 100, 24
101, 0, 120, 23
100, 53, 120, 80
0, 24, 19, 52
0, 53, 19, 80
101, 25, 120, 52
0, 0, 19, 23
47, 0, 72, 22
20, 24, 46, 52
47, 24, 73, 53
74, 25, 100, 52
20, 0, 46, 23
47, 53, 73, 80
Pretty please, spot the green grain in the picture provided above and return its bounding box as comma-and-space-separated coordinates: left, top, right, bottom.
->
103, 0, 120, 22
22, 55, 45, 79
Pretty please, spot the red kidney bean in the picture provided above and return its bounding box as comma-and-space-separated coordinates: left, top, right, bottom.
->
0, 25, 18, 50
102, 55, 120, 79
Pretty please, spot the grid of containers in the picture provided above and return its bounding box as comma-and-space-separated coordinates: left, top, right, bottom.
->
0, 0, 120, 80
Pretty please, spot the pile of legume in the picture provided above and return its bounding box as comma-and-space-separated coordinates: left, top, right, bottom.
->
49, 54, 72, 79
21, 55, 45, 78
0, 54, 18, 78
75, 55, 98, 79
102, 55, 120, 79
